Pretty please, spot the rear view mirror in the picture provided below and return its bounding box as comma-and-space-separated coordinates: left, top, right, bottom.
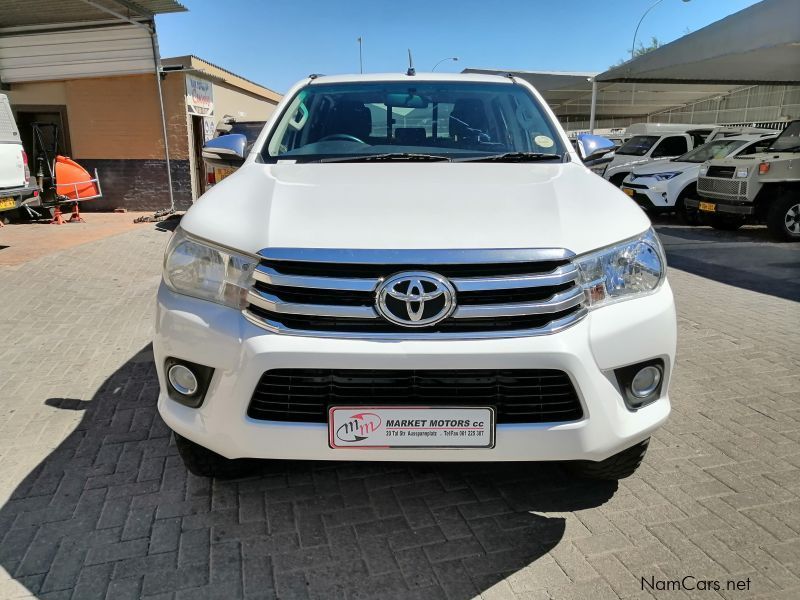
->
386, 93, 428, 109
576, 134, 615, 166
202, 134, 247, 169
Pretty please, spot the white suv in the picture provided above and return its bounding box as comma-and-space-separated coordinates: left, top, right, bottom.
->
155, 73, 676, 480
621, 132, 778, 221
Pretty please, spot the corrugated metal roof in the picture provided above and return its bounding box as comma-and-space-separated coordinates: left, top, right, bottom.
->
161, 55, 283, 103
598, 0, 800, 84
0, 0, 186, 28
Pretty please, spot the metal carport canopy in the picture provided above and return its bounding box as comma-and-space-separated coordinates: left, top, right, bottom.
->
0, 0, 185, 28
462, 68, 739, 122
597, 0, 800, 85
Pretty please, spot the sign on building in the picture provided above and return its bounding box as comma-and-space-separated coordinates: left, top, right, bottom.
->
186, 75, 214, 116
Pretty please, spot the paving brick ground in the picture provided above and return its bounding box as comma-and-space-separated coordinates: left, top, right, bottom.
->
0, 223, 798, 600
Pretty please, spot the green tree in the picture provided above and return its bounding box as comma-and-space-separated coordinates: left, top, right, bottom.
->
612, 36, 660, 67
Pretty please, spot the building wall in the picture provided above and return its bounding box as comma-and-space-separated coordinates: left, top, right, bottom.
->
5, 71, 280, 211
213, 81, 278, 122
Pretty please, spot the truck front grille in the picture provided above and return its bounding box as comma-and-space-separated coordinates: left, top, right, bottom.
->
243, 248, 587, 339
697, 176, 748, 201
247, 368, 583, 424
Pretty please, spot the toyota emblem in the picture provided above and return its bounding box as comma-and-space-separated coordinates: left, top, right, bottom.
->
376, 271, 456, 327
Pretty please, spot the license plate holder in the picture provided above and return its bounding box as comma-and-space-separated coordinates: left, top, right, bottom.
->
622, 187, 634, 197
698, 201, 716, 212
328, 406, 495, 449
0, 196, 17, 211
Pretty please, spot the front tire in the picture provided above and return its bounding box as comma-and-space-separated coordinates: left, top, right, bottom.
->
174, 433, 256, 479
766, 193, 800, 242
566, 438, 649, 480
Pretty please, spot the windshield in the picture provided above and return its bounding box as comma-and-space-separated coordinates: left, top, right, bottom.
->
262, 81, 564, 162
675, 139, 747, 163
615, 135, 659, 156
767, 121, 800, 152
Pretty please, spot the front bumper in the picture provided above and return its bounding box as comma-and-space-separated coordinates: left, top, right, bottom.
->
154, 283, 676, 463
684, 197, 754, 215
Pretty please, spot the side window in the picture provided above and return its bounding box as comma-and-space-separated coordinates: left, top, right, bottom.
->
651, 136, 688, 158
738, 139, 774, 155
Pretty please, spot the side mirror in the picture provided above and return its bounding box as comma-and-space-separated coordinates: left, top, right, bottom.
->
202, 134, 247, 169
576, 134, 615, 166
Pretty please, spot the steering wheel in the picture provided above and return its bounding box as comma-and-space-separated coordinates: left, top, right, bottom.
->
317, 133, 366, 144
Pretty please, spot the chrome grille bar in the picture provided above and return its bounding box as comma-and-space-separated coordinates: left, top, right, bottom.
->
451, 264, 578, 291
253, 265, 379, 292
453, 287, 585, 318
247, 289, 378, 319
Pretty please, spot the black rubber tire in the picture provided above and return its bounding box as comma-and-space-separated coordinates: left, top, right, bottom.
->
677, 188, 700, 225
174, 433, 256, 479
566, 438, 650, 480
766, 192, 800, 242
708, 214, 744, 231
609, 173, 629, 188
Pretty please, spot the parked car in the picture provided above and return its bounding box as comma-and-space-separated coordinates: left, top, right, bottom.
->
157, 72, 676, 481
203, 117, 266, 191
621, 132, 778, 222
689, 120, 800, 240
0, 94, 38, 218
602, 123, 719, 186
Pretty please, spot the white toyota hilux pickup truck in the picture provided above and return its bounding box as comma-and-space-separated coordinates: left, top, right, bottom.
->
155, 73, 676, 480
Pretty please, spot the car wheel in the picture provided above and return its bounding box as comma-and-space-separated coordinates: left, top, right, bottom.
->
676, 190, 700, 225
766, 193, 800, 242
174, 432, 257, 479
565, 438, 649, 480
609, 173, 629, 188
708, 214, 744, 231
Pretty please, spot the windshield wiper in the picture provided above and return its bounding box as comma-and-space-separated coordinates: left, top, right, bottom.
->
454, 152, 563, 163
319, 153, 451, 163
767, 145, 800, 153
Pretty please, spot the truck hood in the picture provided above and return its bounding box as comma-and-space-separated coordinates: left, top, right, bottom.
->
631, 160, 694, 176
181, 162, 651, 256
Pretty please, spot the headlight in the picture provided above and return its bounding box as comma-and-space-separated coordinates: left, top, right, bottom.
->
575, 228, 665, 309
735, 168, 748, 178
163, 228, 257, 309
650, 171, 681, 181
699, 165, 708, 176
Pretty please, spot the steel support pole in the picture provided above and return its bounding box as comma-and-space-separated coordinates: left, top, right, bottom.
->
149, 27, 175, 212
589, 79, 598, 133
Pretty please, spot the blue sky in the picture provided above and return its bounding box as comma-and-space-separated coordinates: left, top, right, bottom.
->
156, 0, 762, 93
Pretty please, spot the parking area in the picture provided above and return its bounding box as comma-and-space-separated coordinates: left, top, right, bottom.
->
0, 220, 798, 600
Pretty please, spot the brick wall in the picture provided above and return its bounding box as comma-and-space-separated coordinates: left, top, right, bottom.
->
76, 158, 192, 212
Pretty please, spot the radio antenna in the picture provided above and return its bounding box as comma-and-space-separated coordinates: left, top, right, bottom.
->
406, 49, 416, 76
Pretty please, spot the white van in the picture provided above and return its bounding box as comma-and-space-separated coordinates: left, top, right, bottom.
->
0, 94, 37, 216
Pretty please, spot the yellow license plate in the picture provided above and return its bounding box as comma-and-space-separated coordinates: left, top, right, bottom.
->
0, 197, 17, 211
622, 188, 634, 197
698, 201, 716, 212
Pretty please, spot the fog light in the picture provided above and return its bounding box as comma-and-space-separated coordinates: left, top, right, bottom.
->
631, 365, 661, 398
614, 359, 665, 410
168, 364, 198, 396
164, 357, 214, 408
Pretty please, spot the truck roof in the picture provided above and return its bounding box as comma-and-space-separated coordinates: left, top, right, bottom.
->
308, 72, 515, 85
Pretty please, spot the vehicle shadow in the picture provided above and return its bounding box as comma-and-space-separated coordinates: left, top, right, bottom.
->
0, 346, 617, 599
653, 220, 800, 302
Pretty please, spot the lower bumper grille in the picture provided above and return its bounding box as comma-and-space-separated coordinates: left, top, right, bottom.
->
247, 368, 583, 424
